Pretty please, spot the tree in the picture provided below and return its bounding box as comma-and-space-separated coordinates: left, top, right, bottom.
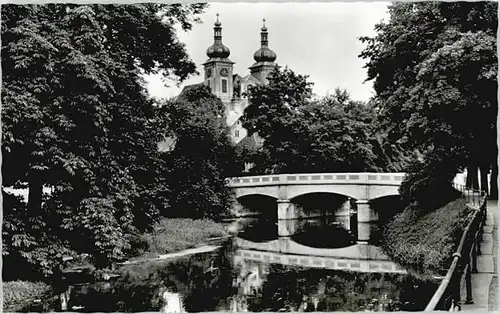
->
1, 3, 207, 276
159, 85, 244, 219
241, 68, 403, 174
240, 67, 313, 173
360, 2, 497, 200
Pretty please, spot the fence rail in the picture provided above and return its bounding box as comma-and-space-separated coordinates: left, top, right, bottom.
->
452, 183, 485, 209
424, 186, 488, 311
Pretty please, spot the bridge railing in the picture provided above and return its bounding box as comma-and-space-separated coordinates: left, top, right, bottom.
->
227, 172, 406, 187
424, 188, 488, 311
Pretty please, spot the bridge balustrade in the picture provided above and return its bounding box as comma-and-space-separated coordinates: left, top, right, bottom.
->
227, 172, 405, 187
424, 188, 488, 311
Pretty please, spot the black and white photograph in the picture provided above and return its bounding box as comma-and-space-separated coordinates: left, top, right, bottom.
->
1, 1, 498, 312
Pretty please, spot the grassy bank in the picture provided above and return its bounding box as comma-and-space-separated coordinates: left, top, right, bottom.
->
130, 218, 229, 260
381, 198, 474, 279
3, 219, 229, 312
2, 281, 52, 312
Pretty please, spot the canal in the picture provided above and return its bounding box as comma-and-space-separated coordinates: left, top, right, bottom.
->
30, 216, 438, 312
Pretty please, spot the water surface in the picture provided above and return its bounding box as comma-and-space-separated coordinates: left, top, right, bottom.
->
32, 216, 437, 312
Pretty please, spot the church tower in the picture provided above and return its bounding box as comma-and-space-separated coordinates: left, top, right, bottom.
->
249, 19, 278, 84
203, 14, 234, 103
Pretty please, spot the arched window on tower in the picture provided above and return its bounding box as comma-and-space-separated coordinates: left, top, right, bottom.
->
222, 79, 228, 93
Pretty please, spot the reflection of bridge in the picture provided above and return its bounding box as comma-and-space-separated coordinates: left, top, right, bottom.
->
228, 173, 405, 243
234, 238, 406, 274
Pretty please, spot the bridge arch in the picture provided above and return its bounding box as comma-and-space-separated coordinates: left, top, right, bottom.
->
368, 195, 404, 224
233, 194, 277, 220
289, 192, 350, 217
286, 184, 366, 200
289, 191, 351, 203
234, 186, 279, 200
367, 185, 400, 200
236, 193, 278, 202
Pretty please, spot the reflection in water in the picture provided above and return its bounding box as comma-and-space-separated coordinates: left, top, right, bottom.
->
39, 239, 437, 313
234, 217, 278, 242
234, 261, 436, 312
55, 243, 236, 313
160, 290, 184, 313
30, 216, 435, 312
232, 214, 357, 247
291, 223, 356, 248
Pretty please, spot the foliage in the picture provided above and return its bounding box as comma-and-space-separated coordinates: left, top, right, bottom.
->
360, 2, 498, 199
130, 218, 229, 259
2, 190, 76, 280
159, 84, 244, 219
381, 198, 473, 278
241, 68, 408, 174
1, 3, 206, 277
399, 150, 463, 211
2, 281, 52, 312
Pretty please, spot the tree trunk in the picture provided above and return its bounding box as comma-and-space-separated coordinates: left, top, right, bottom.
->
490, 161, 498, 200
27, 178, 43, 212
479, 164, 490, 194
466, 164, 480, 190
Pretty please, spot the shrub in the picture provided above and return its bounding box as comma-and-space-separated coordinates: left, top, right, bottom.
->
399, 158, 461, 214
3, 281, 51, 312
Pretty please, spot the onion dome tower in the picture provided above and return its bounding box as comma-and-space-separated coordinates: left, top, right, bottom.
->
203, 14, 234, 102
249, 19, 278, 83
206, 14, 231, 59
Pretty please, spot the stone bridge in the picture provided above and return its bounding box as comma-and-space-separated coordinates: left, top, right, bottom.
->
227, 172, 405, 201
227, 172, 405, 243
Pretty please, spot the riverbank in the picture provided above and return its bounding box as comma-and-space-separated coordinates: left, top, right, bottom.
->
3, 281, 53, 312
381, 198, 474, 279
128, 217, 230, 261
3, 218, 230, 312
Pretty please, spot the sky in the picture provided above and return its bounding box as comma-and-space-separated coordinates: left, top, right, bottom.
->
146, 2, 390, 102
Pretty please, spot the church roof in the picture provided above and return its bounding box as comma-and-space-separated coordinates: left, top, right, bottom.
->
233, 73, 243, 81
237, 134, 260, 151
241, 74, 262, 85
226, 110, 241, 127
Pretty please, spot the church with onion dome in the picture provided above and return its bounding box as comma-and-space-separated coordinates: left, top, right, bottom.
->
181, 14, 278, 146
